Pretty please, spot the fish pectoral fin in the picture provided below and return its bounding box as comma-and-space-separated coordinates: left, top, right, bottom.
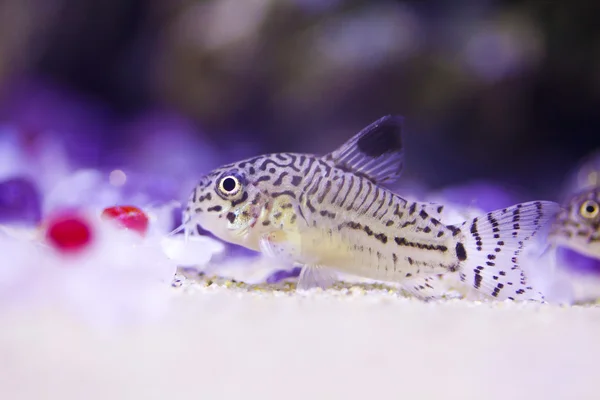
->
399, 275, 461, 301
324, 115, 404, 185
259, 230, 302, 262
259, 231, 339, 290
297, 265, 338, 291
259, 231, 285, 258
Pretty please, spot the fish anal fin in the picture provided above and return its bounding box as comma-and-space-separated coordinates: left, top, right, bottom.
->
400, 275, 461, 301
324, 115, 404, 185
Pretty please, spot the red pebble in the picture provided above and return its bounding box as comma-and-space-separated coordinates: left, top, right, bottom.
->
45, 213, 93, 253
101, 205, 149, 236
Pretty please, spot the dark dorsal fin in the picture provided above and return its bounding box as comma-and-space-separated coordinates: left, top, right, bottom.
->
324, 115, 404, 185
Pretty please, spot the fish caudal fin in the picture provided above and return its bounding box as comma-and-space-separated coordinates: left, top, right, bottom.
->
452, 200, 561, 302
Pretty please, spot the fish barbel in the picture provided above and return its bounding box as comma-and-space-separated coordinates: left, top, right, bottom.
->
183, 116, 561, 301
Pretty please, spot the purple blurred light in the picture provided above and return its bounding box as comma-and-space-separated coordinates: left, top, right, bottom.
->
290, 0, 343, 14
114, 110, 223, 203
117, 110, 217, 174
0, 78, 113, 167
434, 181, 520, 212
314, 4, 421, 71
462, 20, 543, 83
556, 247, 600, 276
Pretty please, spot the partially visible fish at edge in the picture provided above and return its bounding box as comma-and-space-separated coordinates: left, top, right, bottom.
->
527, 182, 600, 305
548, 187, 600, 260
183, 116, 561, 302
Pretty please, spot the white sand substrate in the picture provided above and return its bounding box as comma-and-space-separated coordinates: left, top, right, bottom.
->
0, 273, 599, 400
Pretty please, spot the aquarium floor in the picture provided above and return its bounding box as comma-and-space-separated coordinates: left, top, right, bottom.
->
1, 274, 599, 400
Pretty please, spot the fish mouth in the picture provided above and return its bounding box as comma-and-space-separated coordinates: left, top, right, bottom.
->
193, 222, 214, 237
180, 212, 209, 236
183, 218, 227, 245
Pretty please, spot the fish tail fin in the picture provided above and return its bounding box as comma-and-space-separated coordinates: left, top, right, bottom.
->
451, 200, 561, 301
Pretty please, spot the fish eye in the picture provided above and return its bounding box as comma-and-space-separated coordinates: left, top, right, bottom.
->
217, 175, 242, 197
580, 200, 599, 219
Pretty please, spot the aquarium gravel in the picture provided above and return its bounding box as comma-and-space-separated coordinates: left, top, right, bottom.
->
1, 272, 599, 400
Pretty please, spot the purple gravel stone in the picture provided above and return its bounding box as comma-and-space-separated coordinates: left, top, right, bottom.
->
0, 176, 42, 225
265, 266, 302, 284
556, 246, 600, 275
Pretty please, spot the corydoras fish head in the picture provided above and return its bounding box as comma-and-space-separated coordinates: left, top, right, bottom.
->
549, 187, 600, 259
183, 160, 271, 250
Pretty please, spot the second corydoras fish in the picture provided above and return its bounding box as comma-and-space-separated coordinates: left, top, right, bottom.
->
184, 116, 561, 301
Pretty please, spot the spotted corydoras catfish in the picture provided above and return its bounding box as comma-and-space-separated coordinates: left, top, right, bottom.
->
183, 116, 561, 301
548, 187, 600, 259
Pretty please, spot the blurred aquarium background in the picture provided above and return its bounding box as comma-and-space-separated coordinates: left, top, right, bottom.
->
3, 5, 600, 397
1, 0, 600, 222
